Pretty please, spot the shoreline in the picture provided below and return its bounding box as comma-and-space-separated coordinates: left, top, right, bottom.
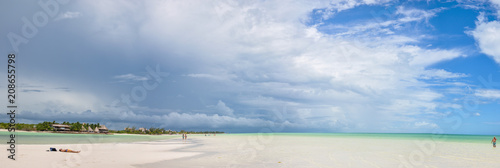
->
0, 131, 180, 145
2, 130, 496, 144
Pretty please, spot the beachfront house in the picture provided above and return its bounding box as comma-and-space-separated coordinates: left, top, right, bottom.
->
98, 125, 108, 133
51, 124, 71, 131
94, 127, 100, 133
88, 126, 93, 133
138, 128, 146, 133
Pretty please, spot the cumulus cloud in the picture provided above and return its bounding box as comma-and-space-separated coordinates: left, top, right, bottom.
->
214, 100, 235, 116
75, 0, 467, 131
19, 110, 279, 132
470, 12, 500, 64
14, 0, 475, 132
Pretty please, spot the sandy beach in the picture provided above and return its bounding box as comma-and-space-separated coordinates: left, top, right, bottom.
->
140, 134, 500, 168
2, 134, 499, 167
0, 139, 201, 168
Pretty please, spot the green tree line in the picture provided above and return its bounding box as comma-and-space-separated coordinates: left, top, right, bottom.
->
0, 121, 225, 134
0, 121, 103, 132
109, 127, 224, 135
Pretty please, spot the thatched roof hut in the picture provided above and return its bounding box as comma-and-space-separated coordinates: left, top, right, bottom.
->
98, 125, 108, 133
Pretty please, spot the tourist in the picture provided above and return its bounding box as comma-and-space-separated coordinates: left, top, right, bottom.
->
492, 137, 497, 148
59, 148, 80, 153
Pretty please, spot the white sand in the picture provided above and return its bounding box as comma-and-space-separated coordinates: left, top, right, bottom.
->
140, 134, 500, 167
0, 129, 31, 132
2, 134, 500, 167
0, 139, 200, 168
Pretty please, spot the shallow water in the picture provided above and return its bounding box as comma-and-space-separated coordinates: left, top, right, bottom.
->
141, 133, 500, 168
224, 133, 497, 144
1, 131, 496, 144
0, 131, 177, 144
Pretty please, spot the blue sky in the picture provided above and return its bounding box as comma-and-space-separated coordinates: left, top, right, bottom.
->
1, 0, 500, 134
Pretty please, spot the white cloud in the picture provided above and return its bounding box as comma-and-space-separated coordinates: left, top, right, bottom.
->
420, 69, 468, 79
396, 6, 443, 23
20, 109, 279, 131
414, 121, 438, 128
470, 13, 500, 64
475, 89, 500, 99
324, 6, 444, 37
186, 73, 236, 81
114, 74, 148, 81
214, 100, 234, 116
55, 11, 82, 21
489, 0, 500, 17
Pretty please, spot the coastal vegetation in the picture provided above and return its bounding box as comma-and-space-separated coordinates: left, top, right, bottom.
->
110, 127, 224, 135
0, 121, 100, 132
0, 121, 224, 135
0, 122, 36, 131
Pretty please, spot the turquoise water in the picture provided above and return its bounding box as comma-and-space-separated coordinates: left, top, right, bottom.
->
1, 132, 496, 144
0, 131, 177, 144
222, 133, 497, 144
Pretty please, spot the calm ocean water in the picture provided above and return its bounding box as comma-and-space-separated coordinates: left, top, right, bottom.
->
223, 133, 497, 144
0, 131, 177, 144
1, 132, 496, 144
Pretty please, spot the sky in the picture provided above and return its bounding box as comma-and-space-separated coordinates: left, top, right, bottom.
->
1, 0, 500, 134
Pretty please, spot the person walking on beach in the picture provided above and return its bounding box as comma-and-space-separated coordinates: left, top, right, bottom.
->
492, 137, 497, 148
182, 134, 185, 140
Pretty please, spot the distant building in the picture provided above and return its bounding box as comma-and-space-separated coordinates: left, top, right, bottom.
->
51, 124, 70, 131
80, 123, 87, 132
98, 125, 108, 133
138, 128, 146, 133
81, 126, 87, 132
88, 126, 93, 133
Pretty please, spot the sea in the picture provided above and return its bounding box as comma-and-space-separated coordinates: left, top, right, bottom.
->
1, 131, 496, 144
0, 131, 177, 144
